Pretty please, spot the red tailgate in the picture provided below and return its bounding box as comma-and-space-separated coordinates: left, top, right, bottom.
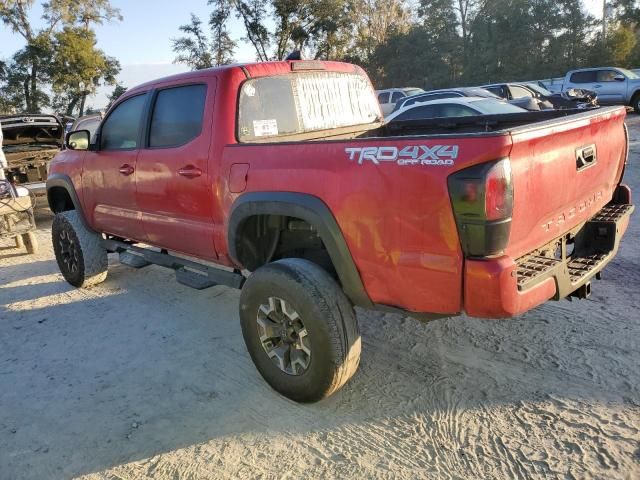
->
505, 107, 628, 259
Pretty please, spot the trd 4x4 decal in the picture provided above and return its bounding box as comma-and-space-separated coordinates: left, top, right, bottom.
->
345, 145, 458, 166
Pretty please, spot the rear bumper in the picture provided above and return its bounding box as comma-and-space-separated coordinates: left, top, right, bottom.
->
463, 199, 634, 318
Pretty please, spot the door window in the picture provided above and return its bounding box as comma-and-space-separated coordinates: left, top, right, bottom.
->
100, 94, 148, 150
149, 84, 208, 148
391, 91, 405, 102
395, 105, 440, 120
596, 70, 620, 82
509, 86, 533, 98
378, 92, 390, 103
570, 71, 597, 83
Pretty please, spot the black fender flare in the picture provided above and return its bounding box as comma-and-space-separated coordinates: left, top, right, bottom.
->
228, 192, 372, 307
46, 173, 92, 229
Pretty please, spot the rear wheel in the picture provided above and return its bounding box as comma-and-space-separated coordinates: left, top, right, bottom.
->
52, 210, 108, 287
23, 232, 38, 255
632, 94, 640, 113
14, 235, 24, 249
239, 258, 361, 403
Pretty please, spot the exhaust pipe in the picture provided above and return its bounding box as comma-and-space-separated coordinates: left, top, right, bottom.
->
570, 282, 591, 300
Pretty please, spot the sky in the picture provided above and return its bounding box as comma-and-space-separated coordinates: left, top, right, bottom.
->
0, 0, 605, 110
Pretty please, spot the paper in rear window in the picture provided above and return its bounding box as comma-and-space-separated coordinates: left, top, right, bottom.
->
238, 71, 380, 142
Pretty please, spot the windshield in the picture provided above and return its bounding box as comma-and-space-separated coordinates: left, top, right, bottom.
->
618, 68, 639, 79
472, 99, 526, 114
238, 71, 380, 142
526, 83, 553, 96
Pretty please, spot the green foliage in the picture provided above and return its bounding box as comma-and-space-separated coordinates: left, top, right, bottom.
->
172, 3, 237, 70
107, 84, 127, 109
50, 27, 120, 115
0, 0, 121, 114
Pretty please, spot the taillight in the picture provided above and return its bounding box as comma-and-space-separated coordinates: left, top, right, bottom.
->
448, 159, 513, 257
485, 160, 512, 220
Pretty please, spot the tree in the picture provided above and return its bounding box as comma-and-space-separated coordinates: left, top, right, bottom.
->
209, 0, 237, 65
172, 5, 236, 70
173, 14, 216, 69
234, 0, 271, 61
49, 27, 120, 116
0, 0, 121, 113
107, 84, 127, 109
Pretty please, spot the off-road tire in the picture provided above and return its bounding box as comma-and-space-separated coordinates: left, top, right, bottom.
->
15, 235, 24, 249
239, 258, 361, 403
23, 232, 38, 255
52, 210, 108, 288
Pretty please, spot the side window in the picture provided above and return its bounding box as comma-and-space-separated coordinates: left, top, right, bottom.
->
100, 94, 148, 150
440, 104, 477, 117
391, 91, 405, 102
378, 92, 390, 103
485, 86, 504, 97
149, 84, 207, 148
570, 71, 597, 83
396, 105, 438, 120
596, 70, 619, 82
509, 86, 533, 99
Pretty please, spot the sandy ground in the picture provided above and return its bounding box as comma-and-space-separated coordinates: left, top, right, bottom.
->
1, 117, 639, 480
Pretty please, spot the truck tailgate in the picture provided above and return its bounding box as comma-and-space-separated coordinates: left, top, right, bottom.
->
505, 107, 628, 259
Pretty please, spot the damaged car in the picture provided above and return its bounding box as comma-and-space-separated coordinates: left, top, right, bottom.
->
1, 114, 64, 207
482, 82, 597, 109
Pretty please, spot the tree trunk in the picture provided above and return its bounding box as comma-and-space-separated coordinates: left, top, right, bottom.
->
29, 61, 39, 112
79, 94, 87, 117
66, 96, 80, 116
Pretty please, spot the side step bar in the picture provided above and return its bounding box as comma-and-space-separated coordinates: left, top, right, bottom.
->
103, 238, 245, 290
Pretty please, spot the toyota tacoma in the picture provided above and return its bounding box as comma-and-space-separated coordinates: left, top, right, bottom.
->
46, 60, 634, 402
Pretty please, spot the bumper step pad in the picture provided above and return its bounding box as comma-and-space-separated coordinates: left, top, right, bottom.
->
515, 202, 633, 296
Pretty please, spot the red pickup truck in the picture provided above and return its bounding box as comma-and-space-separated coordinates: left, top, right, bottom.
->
47, 60, 634, 402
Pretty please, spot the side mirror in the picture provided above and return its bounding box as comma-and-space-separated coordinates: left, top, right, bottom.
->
614, 75, 626, 82
66, 130, 90, 151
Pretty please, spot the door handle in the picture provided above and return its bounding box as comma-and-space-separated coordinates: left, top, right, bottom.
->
119, 164, 134, 176
594, 84, 602, 88
178, 165, 202, 178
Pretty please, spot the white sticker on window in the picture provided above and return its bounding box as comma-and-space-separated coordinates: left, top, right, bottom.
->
253, 119, 278, 137
244, 84, 256, 97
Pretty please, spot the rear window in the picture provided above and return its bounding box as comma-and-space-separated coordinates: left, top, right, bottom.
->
472, 99, 526, 114
238, 72, 380, 142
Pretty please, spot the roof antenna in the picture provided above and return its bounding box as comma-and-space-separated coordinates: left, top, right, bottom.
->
286, 50, 302, 61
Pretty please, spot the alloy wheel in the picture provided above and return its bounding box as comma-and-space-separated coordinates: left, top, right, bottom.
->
58, 229, 80, 275
256, 297, 311, 375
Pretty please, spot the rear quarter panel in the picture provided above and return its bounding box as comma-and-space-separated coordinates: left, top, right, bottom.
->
221, 135, 511, 314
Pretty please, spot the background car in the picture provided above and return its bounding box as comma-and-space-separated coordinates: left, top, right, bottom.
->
385, 97, 528, 123
69, 113, 103, 143
561, 67, 640, 110
375, 87, 424, 115
483, 82, 596, 109
392, 86, 546, 113
391, 87, 501, 112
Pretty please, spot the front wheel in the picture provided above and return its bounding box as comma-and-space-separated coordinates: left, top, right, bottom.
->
52, 210, 108, 287
239, 258, 361, 403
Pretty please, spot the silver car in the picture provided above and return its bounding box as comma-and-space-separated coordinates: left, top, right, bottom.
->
562, 67, 640, 111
